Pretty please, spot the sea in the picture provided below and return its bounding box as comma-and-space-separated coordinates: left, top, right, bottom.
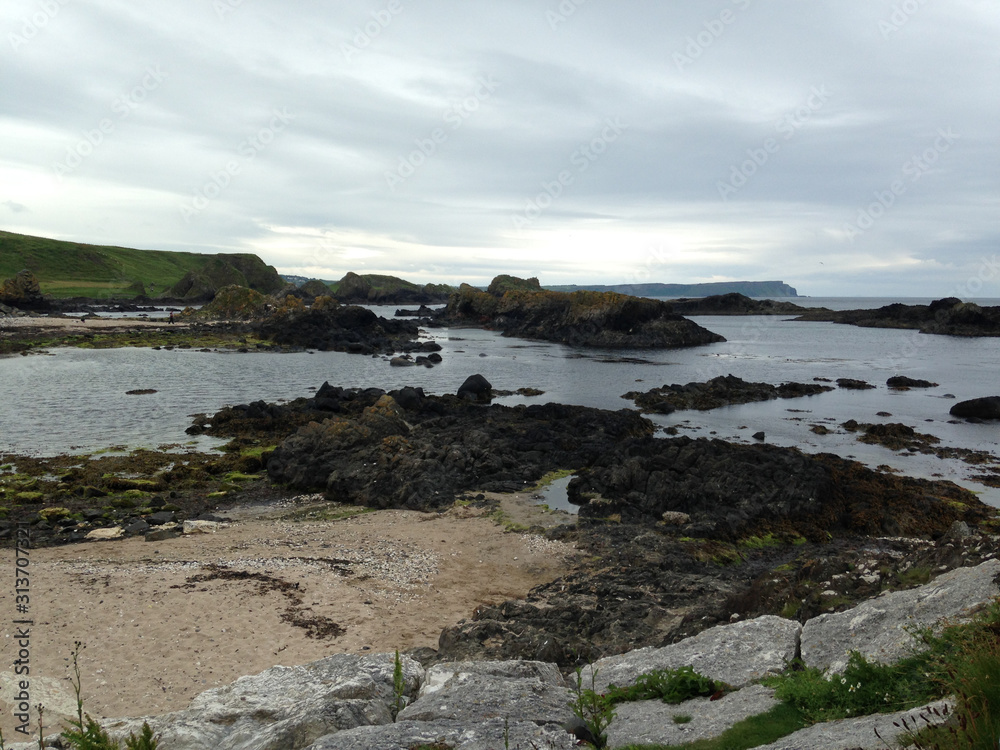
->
2, 297, 998, 508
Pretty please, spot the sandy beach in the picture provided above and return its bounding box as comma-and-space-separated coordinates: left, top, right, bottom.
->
0, 316, 183, 332
0, 495, 577, 737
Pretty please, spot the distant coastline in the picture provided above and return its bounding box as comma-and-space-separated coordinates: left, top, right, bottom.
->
544, 280, 798, 298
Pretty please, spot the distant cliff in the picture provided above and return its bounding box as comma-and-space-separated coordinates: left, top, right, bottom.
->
545, 280, 799, 298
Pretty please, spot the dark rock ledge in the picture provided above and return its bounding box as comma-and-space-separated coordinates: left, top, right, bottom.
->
623, 373, 833, 413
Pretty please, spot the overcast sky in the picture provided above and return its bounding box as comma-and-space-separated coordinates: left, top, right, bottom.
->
2, 1, 998, 296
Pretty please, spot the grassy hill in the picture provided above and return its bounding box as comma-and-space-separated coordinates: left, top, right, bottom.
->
0, 230, 282, 300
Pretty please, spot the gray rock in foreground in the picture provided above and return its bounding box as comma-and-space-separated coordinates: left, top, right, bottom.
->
101, 653, 423, 750
754, 699, 953, 750
607, 684, 779, 749
398, 660, 574, 727
801, 559, 1000, 673
12, 561, 999, 750
305, 717, 576, 750
579, 615, 801, 692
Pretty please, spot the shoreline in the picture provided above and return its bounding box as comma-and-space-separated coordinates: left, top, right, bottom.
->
0, 494, 578, 738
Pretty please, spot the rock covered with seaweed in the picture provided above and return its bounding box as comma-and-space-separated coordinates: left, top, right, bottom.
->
430, 276, 726, 349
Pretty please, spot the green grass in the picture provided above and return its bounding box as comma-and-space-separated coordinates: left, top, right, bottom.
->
603, 666, 721, 707
0, 229, 278, 299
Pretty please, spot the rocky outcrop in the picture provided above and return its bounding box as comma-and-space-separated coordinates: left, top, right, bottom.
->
193, 284, 272, 319
886, 375, 939, 389
801, 559, 1000, 673
487, 274, 542, 295
265, 388, 654, 510
164, 254, 284, 302
667, 292, 809, 315
568, 435, 988, 540
433, 276, 726, 349
93, 653, 420, 750
794, 297, 1000, 336
0, 269, 48, 309
577, 615, 801, 692
332, 272, 455, 305
398, 660, 573, 727
836, 378, 875, 390
608, 685, 780, 748
950, 396, 1000, 420
623, 374, 832, 413
251, 304, 421, 354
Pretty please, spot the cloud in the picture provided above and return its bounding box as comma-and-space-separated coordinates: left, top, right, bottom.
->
1, 0, 998, 295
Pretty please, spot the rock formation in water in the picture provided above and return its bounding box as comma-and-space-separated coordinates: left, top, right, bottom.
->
432, 276, 726, 349
793, 297, 1000, 336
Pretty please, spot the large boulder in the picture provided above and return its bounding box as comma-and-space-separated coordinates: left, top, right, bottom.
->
950, 396, 1000, 420
577, 615, 801, 692
398, 660, 573, 727
0, 269, 47, 308
99, 653, 423, 750
608, 685, 779, 748
457, 373, 493, 402
800, 559, 1000, 673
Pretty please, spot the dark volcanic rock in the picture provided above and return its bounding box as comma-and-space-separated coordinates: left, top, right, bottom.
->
668, 293, 810, 316
623, 374, 832, 413
887, 376, 939, 389
837, 378, 875, 390
252, 303, 420, 354
432, 276, 726, 349
951, 396, 1000, 421
266, 389, 655, 510
793, 298, 1000, 337
457, 373, 492, 403
567, 435, 985, 541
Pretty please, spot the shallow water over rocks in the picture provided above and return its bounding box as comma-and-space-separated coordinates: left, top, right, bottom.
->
2, 312, 998, 504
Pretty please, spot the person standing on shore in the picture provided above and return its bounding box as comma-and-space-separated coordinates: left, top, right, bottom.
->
168, 312, 174, 324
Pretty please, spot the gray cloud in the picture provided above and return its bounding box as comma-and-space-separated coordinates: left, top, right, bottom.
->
1, 0, 998, 295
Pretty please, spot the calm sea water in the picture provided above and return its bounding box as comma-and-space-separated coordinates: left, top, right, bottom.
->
2, 299, 998, 506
